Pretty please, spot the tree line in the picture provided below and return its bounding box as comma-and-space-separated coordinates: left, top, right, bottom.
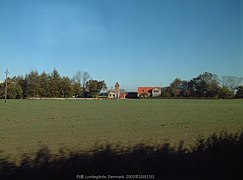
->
1, 70, 242, 99
0, 69, 107, 99
161, 72, 243, 99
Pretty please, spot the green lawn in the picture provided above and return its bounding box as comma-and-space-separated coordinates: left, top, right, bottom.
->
0, 99, 242, 159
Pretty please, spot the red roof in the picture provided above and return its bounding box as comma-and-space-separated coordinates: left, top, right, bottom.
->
138, 87, 160, 94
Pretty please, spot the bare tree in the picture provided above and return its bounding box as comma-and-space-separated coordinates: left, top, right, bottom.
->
73, 71, 82, 86
221, 76, 241, 91
73, 71, 91, 97
81, 72, 91, 91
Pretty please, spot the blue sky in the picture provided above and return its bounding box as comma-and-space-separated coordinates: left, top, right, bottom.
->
0, 0, 242, 90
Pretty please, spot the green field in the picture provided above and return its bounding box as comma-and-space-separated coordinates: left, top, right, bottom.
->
0, 99, 243, 159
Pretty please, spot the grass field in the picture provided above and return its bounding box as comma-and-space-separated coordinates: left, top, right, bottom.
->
0, 99, 242, 159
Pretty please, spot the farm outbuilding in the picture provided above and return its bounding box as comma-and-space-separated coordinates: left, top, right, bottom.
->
107, 82, 126, 99
137, 87, 161, 97
107, 91, 116, 99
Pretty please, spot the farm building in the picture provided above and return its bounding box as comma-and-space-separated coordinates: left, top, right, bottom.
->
137, 87, 161, 97
107, 90, 116, 99
125, 92, 138, 98
107, 90, 126, 99
107, 82, 126, 99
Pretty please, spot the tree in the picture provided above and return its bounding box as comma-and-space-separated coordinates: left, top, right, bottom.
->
50, 69, 61, 97
170, 78, 183, 97
206, 78, 220, 97
7, 80, 23, 99
235, 86, 243, 98
12, 76, 25, 99
222, 76, 242, 91
161, 87, 171, 97
72, 81, 82, 97
39, 72, 51, 97
61, 76, 73, 98
0, 69, 104, 99
192, 72, 220, 97
0, 78, 23, 99
81, 72, 91, 97
0, 82, 4, 98
180, 81, 191, 97
73, 71, 82, 86
72, 71, 91, 97
86, 80, 106, 98
72, 71, 82, 97
24, 71, 40, 97
219, 86, 234, 99
186, 80, 196, 97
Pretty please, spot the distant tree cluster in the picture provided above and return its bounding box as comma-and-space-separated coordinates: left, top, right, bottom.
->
161, 72, 243, 99
1, 70, 242, 99
0, 69, 106, 99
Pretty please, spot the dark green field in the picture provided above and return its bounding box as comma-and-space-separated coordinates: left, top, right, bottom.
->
0, 99, 242, 160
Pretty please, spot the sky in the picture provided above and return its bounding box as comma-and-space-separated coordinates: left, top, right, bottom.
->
0, 0, 242, 90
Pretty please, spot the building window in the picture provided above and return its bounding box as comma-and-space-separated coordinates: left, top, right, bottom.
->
153, 90, 159, 93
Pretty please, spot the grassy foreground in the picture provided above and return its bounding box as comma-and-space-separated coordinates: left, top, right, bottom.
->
1, 131, 243, 180
0, 99, 242, 159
